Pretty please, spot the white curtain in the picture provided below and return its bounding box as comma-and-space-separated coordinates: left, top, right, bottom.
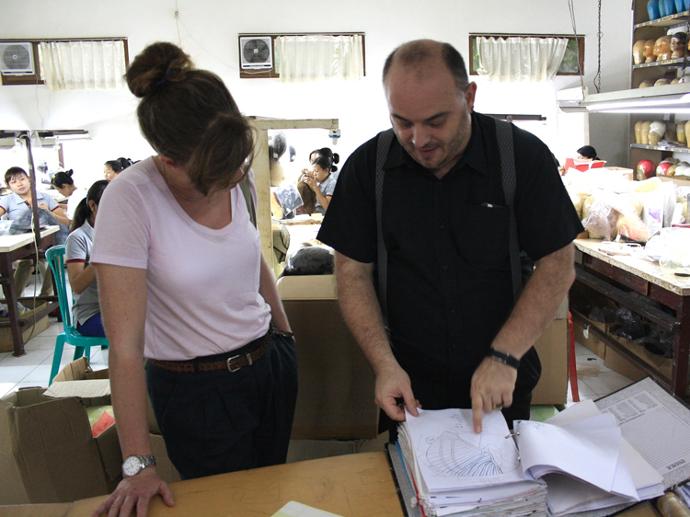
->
476, 37, 568, 82
275, 34, 364, 82
38, 40, 126, 90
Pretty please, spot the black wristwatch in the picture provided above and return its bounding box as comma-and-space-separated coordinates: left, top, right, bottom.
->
487, 347, 521, 370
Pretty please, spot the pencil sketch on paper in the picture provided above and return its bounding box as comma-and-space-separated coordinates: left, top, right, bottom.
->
424, 430, 519, 478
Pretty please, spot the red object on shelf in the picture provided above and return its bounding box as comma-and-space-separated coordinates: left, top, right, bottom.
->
636, 159, 656, 179
564, 158, 607, 172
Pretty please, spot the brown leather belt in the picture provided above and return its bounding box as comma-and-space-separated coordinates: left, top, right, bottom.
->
149, 336, 267, 374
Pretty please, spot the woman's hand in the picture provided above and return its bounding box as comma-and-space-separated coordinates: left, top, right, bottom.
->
92, 469, 174, 517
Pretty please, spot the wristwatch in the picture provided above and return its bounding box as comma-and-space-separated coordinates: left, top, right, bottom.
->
122, 454, 156, 477
487, 347, 521, 370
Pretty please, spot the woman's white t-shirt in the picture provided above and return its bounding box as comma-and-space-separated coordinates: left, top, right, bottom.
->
91, 157, 271, 360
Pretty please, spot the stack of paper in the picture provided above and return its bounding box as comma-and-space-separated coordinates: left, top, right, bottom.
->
395, 409, 548, 516
514, 399, 664, 516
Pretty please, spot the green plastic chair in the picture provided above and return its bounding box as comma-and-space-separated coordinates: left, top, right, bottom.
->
45, 245, 109, 384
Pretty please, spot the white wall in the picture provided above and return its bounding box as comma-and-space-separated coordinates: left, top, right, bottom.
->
0, 0, 632, 186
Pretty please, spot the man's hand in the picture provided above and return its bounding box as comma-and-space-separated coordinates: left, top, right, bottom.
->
470, 357, 518, 433
92, 469, 174, 517
375, 360, 420, 421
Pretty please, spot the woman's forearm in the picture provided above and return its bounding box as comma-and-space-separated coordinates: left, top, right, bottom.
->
258, 256, 291, 332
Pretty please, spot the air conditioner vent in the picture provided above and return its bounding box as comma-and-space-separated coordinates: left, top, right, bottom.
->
0, 42, 35, 75
239, 36, 273, 70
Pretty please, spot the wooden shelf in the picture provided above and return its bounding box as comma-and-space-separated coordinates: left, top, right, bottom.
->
631, 143, 690, 152
634, 11, 690, 29
658, 174, 690, 183
633, 57, 689, 69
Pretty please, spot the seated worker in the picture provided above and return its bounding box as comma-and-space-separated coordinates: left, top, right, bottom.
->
297, 147, 340, 214
65, 180, 109, 336
0, 166, 70, 300
576, 145, 599, 161
104, 157, 134, 182
52, 169, 86, 222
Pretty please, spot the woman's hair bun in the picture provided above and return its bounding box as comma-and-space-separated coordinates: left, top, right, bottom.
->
332, 153, 340, 165
126, 42, 193, 98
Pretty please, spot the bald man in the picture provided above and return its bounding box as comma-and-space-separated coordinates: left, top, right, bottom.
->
318, 40, 582, 434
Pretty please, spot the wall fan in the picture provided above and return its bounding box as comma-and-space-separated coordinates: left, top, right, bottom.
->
0, 42, 35, 75
239, 36, 273, 70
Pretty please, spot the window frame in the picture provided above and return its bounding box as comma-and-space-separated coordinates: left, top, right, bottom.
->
0, 37, 129, 86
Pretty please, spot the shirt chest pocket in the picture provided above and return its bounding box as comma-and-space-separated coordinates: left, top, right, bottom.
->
452, 203, 510, 271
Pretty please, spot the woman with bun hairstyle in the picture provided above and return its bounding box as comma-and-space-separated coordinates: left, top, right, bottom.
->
52, 169, 86, 220
65, 180, 109, 337
298, 147, 340, 213
91, 42, 296, 516
104, 157, 134, 181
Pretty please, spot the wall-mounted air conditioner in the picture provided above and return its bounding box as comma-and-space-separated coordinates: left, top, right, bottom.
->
239, 36, 273, 70
0, 42, 35, 75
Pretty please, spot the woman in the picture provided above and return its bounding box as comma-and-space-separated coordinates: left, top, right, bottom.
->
103, 157, 134, 181
52, 169, 86, 221
65, 180, 108, 337
298, 147, 339, 213
576, 145, 599, 161
92, 42, 297, 517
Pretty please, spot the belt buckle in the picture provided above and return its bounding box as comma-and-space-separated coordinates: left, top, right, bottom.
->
226, 352, 253, 373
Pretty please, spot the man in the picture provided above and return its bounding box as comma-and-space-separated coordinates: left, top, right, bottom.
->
317, 40, 582, 434
0, 167, 70, 303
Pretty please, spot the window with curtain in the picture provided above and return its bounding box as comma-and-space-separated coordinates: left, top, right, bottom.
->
274, 34, 364, 83
38, 39, 127, 90
469, 34, 584, 82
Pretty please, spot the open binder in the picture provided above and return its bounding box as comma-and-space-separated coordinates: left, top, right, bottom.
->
387, 377, 690, 516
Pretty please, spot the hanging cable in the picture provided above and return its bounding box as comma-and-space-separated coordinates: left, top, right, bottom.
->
568, 0, 587, 99
593, 0, 603, 93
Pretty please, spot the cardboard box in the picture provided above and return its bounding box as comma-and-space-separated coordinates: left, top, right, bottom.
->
532, 318, 568, 406
573, 319, 607, 359
0, 387, 112, 504
0, 357, 180, 504
0, 315, 50, 353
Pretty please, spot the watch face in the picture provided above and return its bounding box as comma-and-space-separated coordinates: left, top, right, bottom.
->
122, 456, 142, 477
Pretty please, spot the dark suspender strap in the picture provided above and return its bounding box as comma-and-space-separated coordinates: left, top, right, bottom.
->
495, 119, 521, 302
239, 174, 257, 228
375, 129, 395, 325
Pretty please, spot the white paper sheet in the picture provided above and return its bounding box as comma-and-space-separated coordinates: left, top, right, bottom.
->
403, 409, 532, 493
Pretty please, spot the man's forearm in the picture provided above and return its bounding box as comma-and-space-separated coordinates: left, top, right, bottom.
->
335, 252, 397, 374
491, 243, 575, 359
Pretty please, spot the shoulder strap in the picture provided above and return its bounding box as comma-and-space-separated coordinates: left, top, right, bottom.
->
495, 119, 522, 302
375, 129, 395, 325
239, 174, 257, 228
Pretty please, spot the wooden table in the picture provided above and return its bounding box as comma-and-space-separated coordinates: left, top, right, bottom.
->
22, 452, 403, 517
0, 226, 59, 356
573, 239, 690, 399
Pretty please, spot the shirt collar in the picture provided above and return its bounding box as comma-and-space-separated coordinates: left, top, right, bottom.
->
383, 113, 489, 176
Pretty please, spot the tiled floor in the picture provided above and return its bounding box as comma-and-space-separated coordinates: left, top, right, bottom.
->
0, 318, 108, 397
570, 340, 634, 402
